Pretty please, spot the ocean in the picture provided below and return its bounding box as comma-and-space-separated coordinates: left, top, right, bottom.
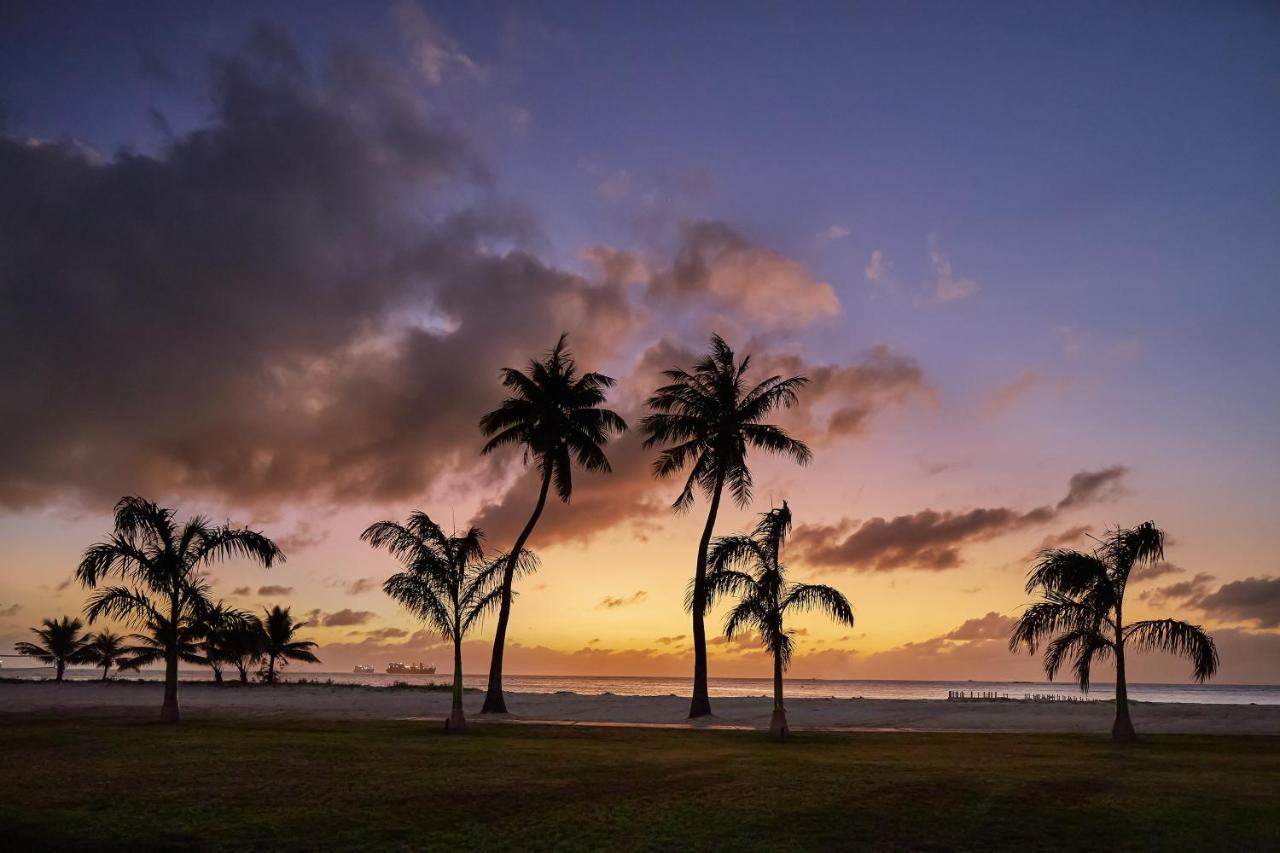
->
4, 666, 1278, 705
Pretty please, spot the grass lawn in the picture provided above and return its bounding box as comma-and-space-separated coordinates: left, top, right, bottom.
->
1, 719, 1277, 851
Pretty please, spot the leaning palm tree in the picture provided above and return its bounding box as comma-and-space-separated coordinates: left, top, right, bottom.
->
364, 513, 536, 732
15, 616, 92, 682
76, 496, 284, 722
258, 605, 319, 684
642, 334, 811, 717
222, 614, 265, 684
82, 630, 130, 680
1010, 521, 1218, 742
705, 502, 853, 741
477, 334, 627, 713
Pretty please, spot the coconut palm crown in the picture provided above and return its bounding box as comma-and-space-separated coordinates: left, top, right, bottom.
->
477, 334, 627, 713
364, 512, 537, 732
15, 616, 93, 682
1009, 521, 1218, 742
641, 334, 811, 717
76, 496, 284, 722
258, 605, 319, 684
82, 630, 130, 680
705, 502, 853, 741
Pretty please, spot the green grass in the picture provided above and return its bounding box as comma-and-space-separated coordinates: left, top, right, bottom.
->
1, 719, 1276, 852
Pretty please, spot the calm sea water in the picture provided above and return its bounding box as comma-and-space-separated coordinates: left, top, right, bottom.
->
4, 666, 1278, 705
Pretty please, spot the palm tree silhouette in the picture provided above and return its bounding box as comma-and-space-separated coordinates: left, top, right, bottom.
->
641, 334, 811, 717
15, 616, 92, 682
82, 630, 130, 680
76, 496, 284, 722
1010, 521, 1218, 742
258, 605, 320, 684
223, 614, 265, 683
705, 502, 853, 741
195, 600, 252, 683
364, 512, 537, 732
117, 614, 207, 672
477, 334, 627, 713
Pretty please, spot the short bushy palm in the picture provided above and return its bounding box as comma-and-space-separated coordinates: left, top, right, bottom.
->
76, 496, 283, 721
15, 616, 92, 682
705, 502, 853, 741
642, 334, 811, 717
364, 512, 535, 732
1010, 521, 1218, 741
82, 630, 130, 680
195, 600, 253, 683
258, 605, 319, 683
118, 614, 207, 672
477, 334, 626, 713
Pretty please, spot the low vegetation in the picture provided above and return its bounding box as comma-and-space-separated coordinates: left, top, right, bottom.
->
0, 720, 1275, 851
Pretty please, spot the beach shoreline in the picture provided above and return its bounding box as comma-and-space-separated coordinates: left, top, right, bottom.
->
4, 680, 1278, 734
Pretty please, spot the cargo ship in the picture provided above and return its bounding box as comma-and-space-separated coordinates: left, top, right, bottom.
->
386, 662, 435, 675
352, 664, 374, 674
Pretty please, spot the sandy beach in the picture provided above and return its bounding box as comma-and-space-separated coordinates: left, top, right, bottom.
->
3, 680, 1278, 734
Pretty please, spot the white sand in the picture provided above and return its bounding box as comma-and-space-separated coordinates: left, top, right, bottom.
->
3, 681, 1279, 734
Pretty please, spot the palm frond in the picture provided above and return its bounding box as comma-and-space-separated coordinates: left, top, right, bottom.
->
1125, 618, 1218, 682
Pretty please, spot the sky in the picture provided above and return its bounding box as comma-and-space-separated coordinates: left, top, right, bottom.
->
1, 1, 1278, 684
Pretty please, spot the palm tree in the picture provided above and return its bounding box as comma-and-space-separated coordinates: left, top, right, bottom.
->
1010, 521, 1218, 742
477, 334, 627, 713
641, 334, 811, 717
117, 614, 207, 672
258, 605, 319, 684
705, 502, 853, 741
195, 600, 252, 683
364, 513, 536, 732
222, 614, 265, 683
15, 616, 92, 682
76, 496, 284, 722
82, 630, 130, 680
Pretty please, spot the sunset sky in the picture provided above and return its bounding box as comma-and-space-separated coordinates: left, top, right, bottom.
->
2, 1, 1278, 684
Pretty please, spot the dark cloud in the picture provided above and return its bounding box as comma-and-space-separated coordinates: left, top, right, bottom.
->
362, 626, 409, 640
654, 634, 686, 645
1056, 466, 1127, 511
321, 608, 377, 627
231, 586, 251, 596
0, 603, 21, 618
0, 24, 635, 512
1194, 576, 1280, 628
1035, 525, 1094, 551
944, 611, 1016, 641
792, 467, 1128, 572
1139, 572, 1215, 608
598, 591, 647, 609
257, 585, 294, 596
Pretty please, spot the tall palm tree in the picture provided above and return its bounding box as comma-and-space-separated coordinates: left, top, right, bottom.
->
364, 513, 537, 732
641, 334, 811, 717
15, 616, 92, 682
477, 334, 627, 713
1010, 521, 1218, 742
258, 605, 319, 684
82, 630, 130, 680
705, 502, 853, 741
76, 496, 284, 722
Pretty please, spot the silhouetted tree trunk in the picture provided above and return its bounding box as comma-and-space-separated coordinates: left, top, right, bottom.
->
1112, 607, 1135, 742
212, 667, 223, 683
161, 599, 180, 723
482, 467, 553, 714
101, 662, 110, 681
769, 651, 789, 743
448, 634, 466, 733
55, 660, 65, 683
267, 653, 278, 685
689, 471, 725, 718
234, 658, 250, 683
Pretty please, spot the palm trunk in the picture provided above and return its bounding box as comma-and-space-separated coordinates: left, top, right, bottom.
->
448, 634, 467, 733
55, 660, 65, 683
689, 471, 725, 718
482, 467, 553, 714
268, 653, 278, 685
769, 651, 789, 743
102, 662, 110, 681
211, 665, 223, 684
1112, 610, 1135, 742
161, 599, 180, 723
